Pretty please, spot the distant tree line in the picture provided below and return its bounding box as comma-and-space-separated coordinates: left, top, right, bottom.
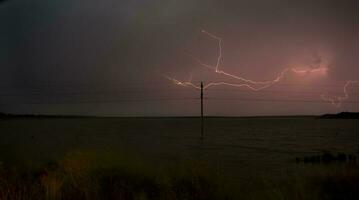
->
320, 112, 359, 119
0, 112, 94, 119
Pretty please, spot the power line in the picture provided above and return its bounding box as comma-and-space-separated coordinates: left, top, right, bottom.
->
0, 97, 200, 105
206, 97, 359, 104
1, 96, 359, 105
0, 82, 358, 88
0, 88, 358, 96
206, 89, 359, 96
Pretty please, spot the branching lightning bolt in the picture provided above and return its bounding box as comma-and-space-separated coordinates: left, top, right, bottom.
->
321, 80, 358, 107
164, 30, 356, 107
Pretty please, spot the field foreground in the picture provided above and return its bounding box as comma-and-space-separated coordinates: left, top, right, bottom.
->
0, 117, 359, 199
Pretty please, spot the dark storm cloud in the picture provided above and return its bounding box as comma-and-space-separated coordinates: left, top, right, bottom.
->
1, 0, 359, 115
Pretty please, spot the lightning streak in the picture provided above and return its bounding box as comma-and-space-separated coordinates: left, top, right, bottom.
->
164, 30, 356, 107
291, 67, 328, 74
321, 81, 358, 107
163, 74, 201, 89
198, 30, 330, 86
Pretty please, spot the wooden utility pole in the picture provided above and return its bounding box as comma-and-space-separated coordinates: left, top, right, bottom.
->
201, 82, 204, 139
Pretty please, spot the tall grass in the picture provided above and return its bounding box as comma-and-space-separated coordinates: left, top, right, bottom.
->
0, 150, 224, 200
0, 150, 358, 199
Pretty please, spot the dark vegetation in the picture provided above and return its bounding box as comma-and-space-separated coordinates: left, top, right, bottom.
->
296, 151, 357, 164
0, 151, 224, 200
1, 116, 359, 199
0, 151, 359, 200
320, 112, 359, 119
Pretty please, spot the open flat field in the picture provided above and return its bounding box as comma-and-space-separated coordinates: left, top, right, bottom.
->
1, 117, 358, 182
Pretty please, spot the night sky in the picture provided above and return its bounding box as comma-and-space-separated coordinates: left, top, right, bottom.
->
1, 0, 359, 116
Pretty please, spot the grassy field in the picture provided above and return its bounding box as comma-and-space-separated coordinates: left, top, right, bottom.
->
0, 117, 359, 199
